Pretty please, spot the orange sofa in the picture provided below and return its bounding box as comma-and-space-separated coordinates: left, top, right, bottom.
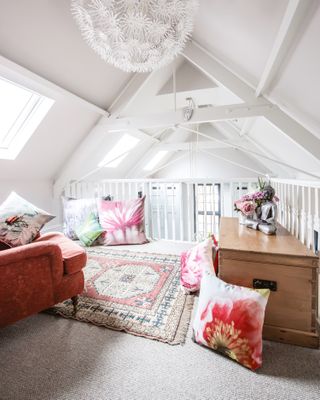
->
0, 232, 86, 328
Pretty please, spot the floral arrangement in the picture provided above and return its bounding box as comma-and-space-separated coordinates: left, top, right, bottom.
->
234, 178, 279, 218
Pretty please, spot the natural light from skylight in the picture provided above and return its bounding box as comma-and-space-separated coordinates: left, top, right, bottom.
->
98, 133, 140, 168
143, 150, 168, 171
0, 76, 54, 160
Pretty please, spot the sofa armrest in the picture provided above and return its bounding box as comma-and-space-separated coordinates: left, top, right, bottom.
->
35, 232, 87, 275
0, 241, 64, 285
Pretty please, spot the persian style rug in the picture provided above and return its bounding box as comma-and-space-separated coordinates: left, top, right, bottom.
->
49, 247, 194, 345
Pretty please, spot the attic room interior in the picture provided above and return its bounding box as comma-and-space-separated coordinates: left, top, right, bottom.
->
0, 0, 319, 399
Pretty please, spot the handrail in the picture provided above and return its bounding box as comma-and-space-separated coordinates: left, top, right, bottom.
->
64, 178, 320, 252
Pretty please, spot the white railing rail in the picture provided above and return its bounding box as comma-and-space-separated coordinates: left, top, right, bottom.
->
271, 178, 320, 252
64, 178, 258, 242
64, 178, 320, 251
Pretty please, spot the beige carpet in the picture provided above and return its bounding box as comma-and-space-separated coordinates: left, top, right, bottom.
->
0, 313, 319, 400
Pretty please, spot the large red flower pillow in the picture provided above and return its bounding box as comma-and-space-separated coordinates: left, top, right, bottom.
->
193, 263, 270, 370
97, 196, 148, 245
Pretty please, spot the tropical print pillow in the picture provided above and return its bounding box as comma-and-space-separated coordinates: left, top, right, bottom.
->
0, 192, 55, 247
62, 197, 104, 244
192, 261, 270, 371
180, 238, 215, 293
97, 196, 148, 245
75, 212, 105, 247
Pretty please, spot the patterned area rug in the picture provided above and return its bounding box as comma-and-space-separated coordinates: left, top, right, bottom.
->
49, 247, 194, 345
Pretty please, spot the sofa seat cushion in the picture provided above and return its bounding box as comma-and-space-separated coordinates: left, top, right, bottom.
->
35, 232, 87, 275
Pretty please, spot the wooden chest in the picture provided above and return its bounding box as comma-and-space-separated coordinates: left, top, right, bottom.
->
219, 217, 319, 348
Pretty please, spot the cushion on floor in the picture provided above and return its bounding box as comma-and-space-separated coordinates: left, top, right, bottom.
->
192, 253, 270, 371
180, 238, 214, 293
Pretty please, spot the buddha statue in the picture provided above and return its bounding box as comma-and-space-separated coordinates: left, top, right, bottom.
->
244, 185, 278, 235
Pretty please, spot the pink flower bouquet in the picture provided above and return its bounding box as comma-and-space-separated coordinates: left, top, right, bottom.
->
234, 179, 279, 219
234, 200, 256, 216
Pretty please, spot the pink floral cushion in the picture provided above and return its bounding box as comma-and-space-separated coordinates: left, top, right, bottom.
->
97, 196, 148, 245
180, 238, 214, 293
192, 262, 270, 371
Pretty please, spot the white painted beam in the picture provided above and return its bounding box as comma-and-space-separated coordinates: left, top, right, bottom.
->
100, 102, 273, 131
222, 121, 290, 177
126, 142, 166, 178
182, 41, 320, 162
182, 41, 262, 103
256, 0, 311, 96
200, 149, 268, 176
53, 70, 156, 195
143, 153, 189, 178
53, 118, 108, 197
53, 75, 154, 195
125, 127, 188, 178
127, 128, 160, 143
240, 118, 255, 136
0, 54, 109, 117
158, 141, 229, 151
108, 72, 151, 117
180, 125, 320, 179
264, 107, 320, 161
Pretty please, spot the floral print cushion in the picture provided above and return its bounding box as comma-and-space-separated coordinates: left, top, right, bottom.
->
97, 196, 148, 245
180, 238, 216, 293
75, 212, 105, 247
193, 261, 270, 371
0, 192, 55, 247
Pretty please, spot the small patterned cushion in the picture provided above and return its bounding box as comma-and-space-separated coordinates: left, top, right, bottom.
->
0, 192, 55, 247
62, 197, 103, 243
97, 196, 148, 245
193, 260, 270, 371
180, 238, 214, 293
75, 212, 105, 247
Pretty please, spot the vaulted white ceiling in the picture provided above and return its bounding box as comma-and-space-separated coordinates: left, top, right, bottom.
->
0, 0, 132, 110
193, 0, 289, 85
0, 0, 319, 187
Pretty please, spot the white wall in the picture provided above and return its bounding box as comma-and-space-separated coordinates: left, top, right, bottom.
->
193, 0, 288, 85
0, 180, 52, 209
0, 180, 59, 229
153, 149, 269, 180
248, 117, 320, 178
268, 3, 320, 140
0, 0, 131, 109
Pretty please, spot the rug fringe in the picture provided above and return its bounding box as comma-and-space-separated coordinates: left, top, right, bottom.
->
171, 294, 195, 345
47, 292, 196, 346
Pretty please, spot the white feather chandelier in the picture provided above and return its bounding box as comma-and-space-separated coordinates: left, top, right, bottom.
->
71, 0, 199, 73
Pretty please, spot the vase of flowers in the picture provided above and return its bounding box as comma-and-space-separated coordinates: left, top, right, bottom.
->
234, 178, 279, 225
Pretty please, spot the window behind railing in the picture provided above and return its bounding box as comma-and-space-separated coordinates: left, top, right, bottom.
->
195, 183, 221, 241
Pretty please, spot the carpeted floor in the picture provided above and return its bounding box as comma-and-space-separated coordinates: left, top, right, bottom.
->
0, 313, 319, 400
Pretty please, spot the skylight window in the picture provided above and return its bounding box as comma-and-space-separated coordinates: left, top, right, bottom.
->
0, 76, 54, 160
98, 133, 140, 168
143, 150, 168, 171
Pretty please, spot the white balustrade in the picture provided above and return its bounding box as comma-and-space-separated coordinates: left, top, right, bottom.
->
271, 179, 320, 253
64, 178, 319, 252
